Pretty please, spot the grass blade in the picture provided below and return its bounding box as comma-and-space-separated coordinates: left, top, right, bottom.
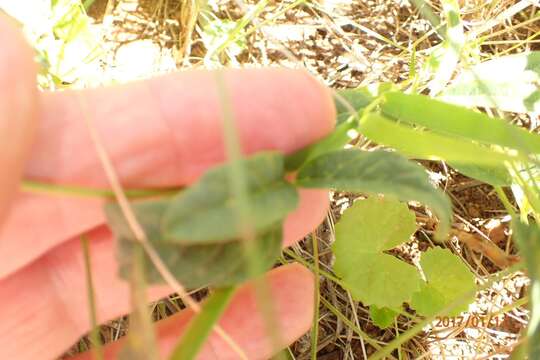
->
81, 235, 104, 360
169, 287, 237, 360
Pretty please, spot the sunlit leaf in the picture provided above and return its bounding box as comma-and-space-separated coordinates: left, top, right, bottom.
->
334, 197, 417, 253
337, 252, 421, 309
441, 52, 540, 113
411, 248, 476, 316
426, 0, 464, 95
333, 198, 422, 308
382, 92, 540, 156
296, 149, 452, 237
360, 113, 518, 166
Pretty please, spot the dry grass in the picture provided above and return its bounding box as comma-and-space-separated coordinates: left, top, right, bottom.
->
14, 0, 538, 358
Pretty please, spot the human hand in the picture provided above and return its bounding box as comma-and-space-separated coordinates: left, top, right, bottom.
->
0, 15, 335, 360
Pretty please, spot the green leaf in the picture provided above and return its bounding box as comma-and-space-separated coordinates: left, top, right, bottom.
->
163, 152, 298, 243
169, 287, 237, 360
360, 113, 519, 165
106, 153, 294, 288
370, 306, 398, 329
334, 197, 417, 253
512, 221, 540, 359
382, 92, 540, 156
107, 200, 283, 288
410, 284, 447, 317
296, 149, 452, 237
411, 248, 476, 316
335, 87, 375, 124
440, 52, 540, 113
336, 252, 421, 309
449, 163, 512, 186
284, 121, 355, 171
333, 198, 422, 308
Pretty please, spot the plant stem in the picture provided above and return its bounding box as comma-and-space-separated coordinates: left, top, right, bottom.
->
310, 231, 321, 360
21, 179, 180, 199
81, 235, 104, 360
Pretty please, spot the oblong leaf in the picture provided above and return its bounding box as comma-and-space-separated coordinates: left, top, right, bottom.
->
360, 113, 518, 165
450, 163, 512, 186
382, 91, 540, 155
162, 152, 298, 244
296, 149, 452, 237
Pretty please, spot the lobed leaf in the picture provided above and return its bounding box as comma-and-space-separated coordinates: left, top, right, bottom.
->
296, 149, 452, 237
333, 198, 422, 309
335, 252, 422, 309
369, 306, 398, 329
334, 197, 417, 253
411, 248, 476, 316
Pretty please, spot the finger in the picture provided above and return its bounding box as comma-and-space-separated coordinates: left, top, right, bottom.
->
0, 228, 170, 360
29, 69, 335, 187
0, 184, 327, 279
0, 14, 38, 222
74, 264, 314, 360
0, 224, 313, 360
1, 69, 334, 278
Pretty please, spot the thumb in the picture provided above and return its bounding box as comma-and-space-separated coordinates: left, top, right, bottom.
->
0, 13, 39, 222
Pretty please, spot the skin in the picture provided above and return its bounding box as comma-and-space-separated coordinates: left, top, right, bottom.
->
0, 15, 336, 360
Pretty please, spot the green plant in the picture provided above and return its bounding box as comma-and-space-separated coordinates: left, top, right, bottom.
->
10, 0, 539, 358
104, 49, 540, 356
23, 52, 540, 356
